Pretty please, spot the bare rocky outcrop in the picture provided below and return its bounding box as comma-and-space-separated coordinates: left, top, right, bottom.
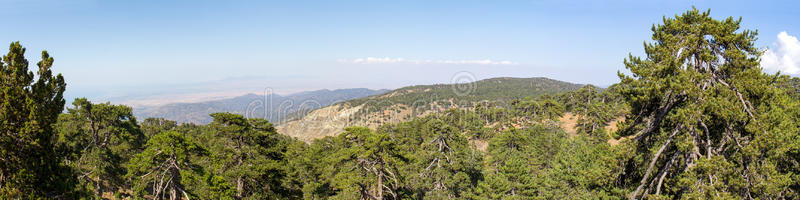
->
277, 102, 458, 142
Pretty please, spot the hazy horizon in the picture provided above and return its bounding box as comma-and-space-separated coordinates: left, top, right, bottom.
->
2, 0, 799, 106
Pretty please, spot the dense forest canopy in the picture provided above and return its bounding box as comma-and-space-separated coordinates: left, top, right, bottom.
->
1, 8, 799, 199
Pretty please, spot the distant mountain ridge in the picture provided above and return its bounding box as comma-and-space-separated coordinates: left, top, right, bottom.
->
133, 88, 389, 124
277, 77, 584, 141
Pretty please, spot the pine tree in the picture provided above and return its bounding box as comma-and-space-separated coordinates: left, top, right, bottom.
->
472, 128, 540, 199
410, 118, 482, 199
618, 9, 800, 199
543, 135, 625, 199
557, 85, 616, 139
282, 139, 321, 199
318, 127, 405, 200
56, 98, 145, 198
0, 42, 77, 198
140, 118, 177, 139
127, 130, 207, 200
511, 95, 565, 123
207, 112, 288, 199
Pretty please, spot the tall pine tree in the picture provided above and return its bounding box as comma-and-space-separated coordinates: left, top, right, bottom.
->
208, 112, 288, 199
618, 9, 800, 199
0, 42, 76, 198
127, 130, 207, 200
56, 98, 145, 199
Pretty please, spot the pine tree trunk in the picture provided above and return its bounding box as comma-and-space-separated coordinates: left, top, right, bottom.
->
95, 178, 102, 199
236, 136, 244, 199
377, 163, 384, 200
170, 187, 177, 200
237, 176, 243, 199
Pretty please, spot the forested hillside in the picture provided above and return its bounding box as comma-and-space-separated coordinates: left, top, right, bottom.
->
278, 77, 583, 141
1, 9, 799, 200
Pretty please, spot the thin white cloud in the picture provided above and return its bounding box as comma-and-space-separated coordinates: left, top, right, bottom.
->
762, 31, 800, 75
338, 57, 518, 65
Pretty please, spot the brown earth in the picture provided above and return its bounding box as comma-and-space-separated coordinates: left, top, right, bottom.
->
558, 112, 626, 145
558, 113, 580, 137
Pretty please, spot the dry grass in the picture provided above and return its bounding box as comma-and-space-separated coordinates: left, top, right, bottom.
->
470, 139, 489, 152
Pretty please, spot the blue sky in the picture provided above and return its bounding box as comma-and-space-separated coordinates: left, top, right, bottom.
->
1, 0, 799, 106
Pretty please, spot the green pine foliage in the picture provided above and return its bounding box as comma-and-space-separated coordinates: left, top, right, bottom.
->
205, 113, 290, 199
472, 127, 553, 199
0, 42, 78, 198
542, 135, 627, 199
557, 84, 628, 139
56, 98, 145, 199
406, 118, 482, 199
618, 8, 800, 199
1, 8, 799, 200
140, 118, 177, 139
322, 127, 407, 199
511, 94, 565, 123
126, 130, 207, 199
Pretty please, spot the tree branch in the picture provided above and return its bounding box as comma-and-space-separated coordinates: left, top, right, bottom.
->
630, 125, 683, 200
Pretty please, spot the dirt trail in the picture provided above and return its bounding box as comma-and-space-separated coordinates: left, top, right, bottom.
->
558, 113, 579, 137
